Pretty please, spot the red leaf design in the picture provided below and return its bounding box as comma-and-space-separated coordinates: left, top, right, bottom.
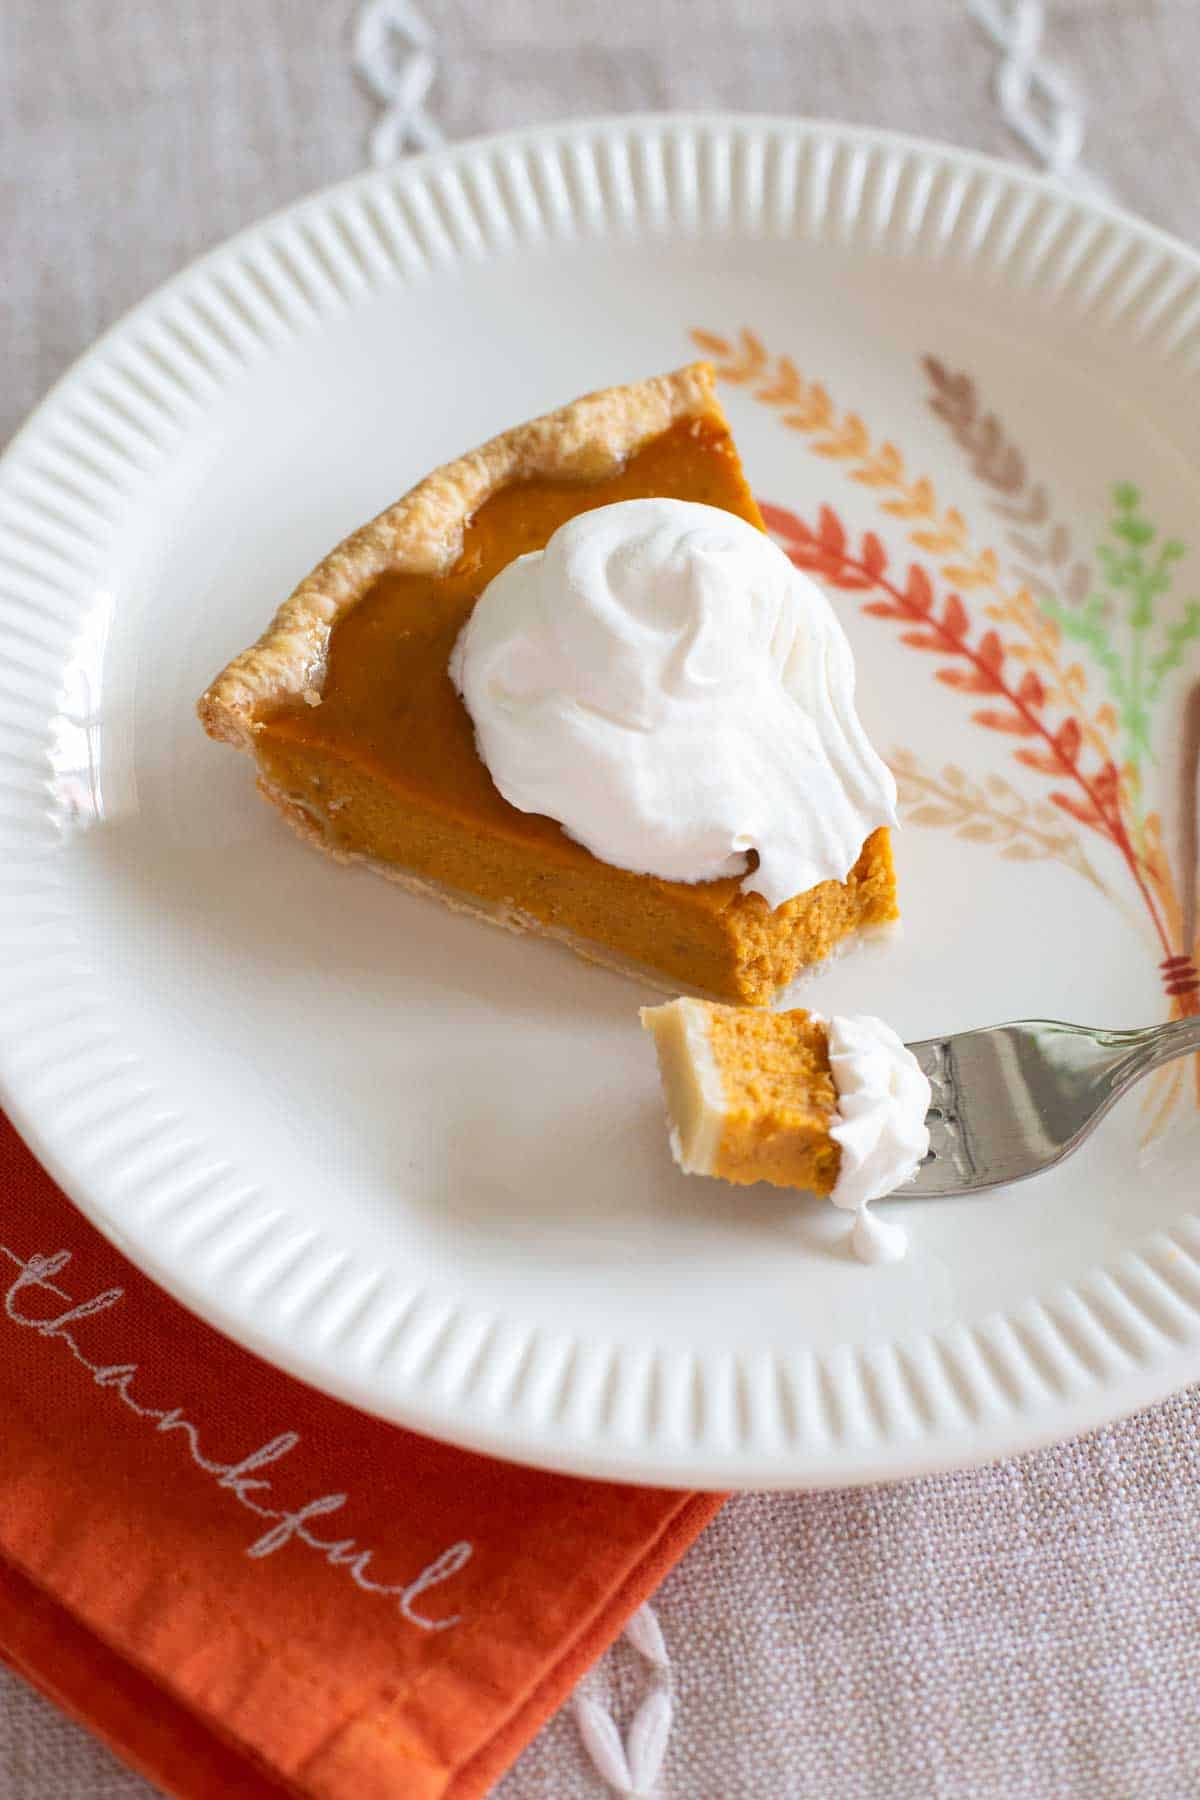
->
905, 566, 934, 614
1092, 762, 1121, 809
977, 631, 1004, 674
758, 495, 1162, 936
758, 501, 810, 543
821, 567, 876, 591
937, 667, 996, 693
1050, 791, 1102, 828
942, 594, 969, 639
972, 709, 1039, 736
818, 506, 846, 557
1054, 718, 1082, 765
1015, 747, 1067, 776
860, 532, 887, 580
781, 546, 823, 572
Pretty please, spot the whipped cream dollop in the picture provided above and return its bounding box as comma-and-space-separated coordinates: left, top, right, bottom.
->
827, 1014, 931, 1264
450, 497, 896, 908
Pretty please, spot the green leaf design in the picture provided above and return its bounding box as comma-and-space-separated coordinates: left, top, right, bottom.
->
1046, 484, 1200, 792
1147, 601, 1200, 703
1041, 594, 1126, 692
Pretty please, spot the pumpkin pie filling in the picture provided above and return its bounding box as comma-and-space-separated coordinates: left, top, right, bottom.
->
208, 371, 898, 1003
641, 998, 843, 1192
640, 1000, 929, 1262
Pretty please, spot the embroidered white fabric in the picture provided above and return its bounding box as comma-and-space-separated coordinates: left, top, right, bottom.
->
6, 3, 1200, 1797
966, 0, 1108, 195
573, 1606, 673, 1797
354, 0, 443, 165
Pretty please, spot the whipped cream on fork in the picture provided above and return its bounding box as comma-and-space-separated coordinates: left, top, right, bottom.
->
827, 1013, 932, 1263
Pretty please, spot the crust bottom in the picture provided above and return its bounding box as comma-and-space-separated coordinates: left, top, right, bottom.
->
262, 781, 896, 1005
265, 783, 724, 997
639, 998, 726, 1174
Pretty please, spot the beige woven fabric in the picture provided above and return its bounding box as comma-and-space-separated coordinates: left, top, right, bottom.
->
4, 2, 1200, 1795
504, 1392, 1200, 1798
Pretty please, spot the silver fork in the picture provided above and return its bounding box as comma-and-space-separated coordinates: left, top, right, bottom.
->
906, 1016, 1200, 1197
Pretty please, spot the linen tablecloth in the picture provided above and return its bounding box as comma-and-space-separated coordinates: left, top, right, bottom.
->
4, 2, 1200, 1794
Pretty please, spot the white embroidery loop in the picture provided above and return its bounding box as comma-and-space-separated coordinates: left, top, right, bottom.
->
354, 0, 443, 167
968, 0, 1108, 198
624, 1601, 670, 1669
574, 1602, 674, 1796
576, 1698, 635, 1794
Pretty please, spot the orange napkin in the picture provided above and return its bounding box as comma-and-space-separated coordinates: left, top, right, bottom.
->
0, 1113, 723, 1798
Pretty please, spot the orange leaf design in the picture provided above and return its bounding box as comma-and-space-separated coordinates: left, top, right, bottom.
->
690, 329, 732, 357
942, 563, 990, 589
882, 476, 936, 519
711, 327, 768, 383
810, 386, 835, 428
850, 443, 906, 489
814, 414, 869, 460
739, 327, 768, 362
756, 355, 805, 405
943, 547, 1000, 590
911, 529, 961, 553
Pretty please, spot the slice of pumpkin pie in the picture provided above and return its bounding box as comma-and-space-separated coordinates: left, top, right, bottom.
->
198, 364, 898, 1004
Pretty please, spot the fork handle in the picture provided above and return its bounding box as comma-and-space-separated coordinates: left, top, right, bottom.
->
1124, 1015, 1200, 1079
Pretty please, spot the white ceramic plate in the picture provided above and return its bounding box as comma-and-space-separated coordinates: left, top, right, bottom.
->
4, 115, 1200, 1490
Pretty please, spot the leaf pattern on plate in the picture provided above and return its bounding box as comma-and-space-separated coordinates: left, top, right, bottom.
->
889, 751, 1108, 891
694, 327, 1200, 1134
